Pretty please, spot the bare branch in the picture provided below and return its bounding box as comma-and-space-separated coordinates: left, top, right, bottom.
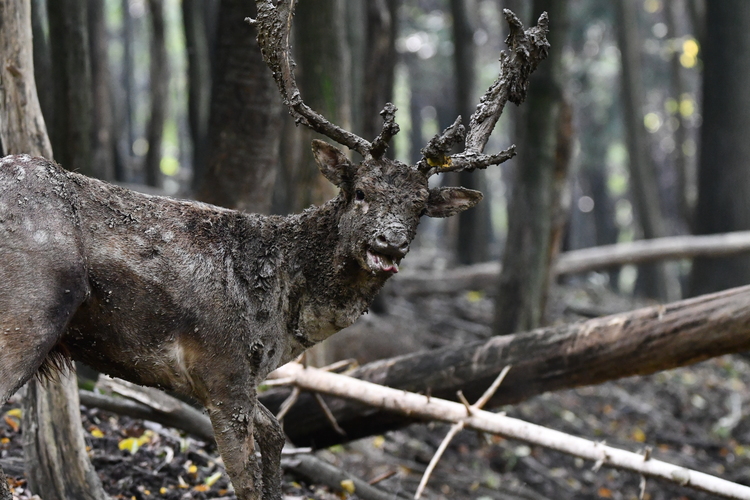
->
250, 0, 373, 157
275, 363, 750, 500
420, 10, 549, 175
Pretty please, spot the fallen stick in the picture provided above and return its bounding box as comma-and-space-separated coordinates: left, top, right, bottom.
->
274, 363, 750, 500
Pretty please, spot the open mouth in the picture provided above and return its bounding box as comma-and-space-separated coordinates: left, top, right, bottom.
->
366, 249, 400, 274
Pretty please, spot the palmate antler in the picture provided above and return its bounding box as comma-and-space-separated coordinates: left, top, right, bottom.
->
250, 1, 549, 172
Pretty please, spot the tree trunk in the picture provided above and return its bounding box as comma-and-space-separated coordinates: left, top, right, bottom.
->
117, 0, 135, 182
182, 0, 212, 186
451, 0, 491, 265
0, 1, 108, 498
48, 0, 94, 176
690, 1, 750, 296
288, 0, 350, 212
262, 285, 750, 448
615, 0, 680, 301
144, 0, 167, 188
494, 0, 568, 335
30, 0, 53, 131
363, 0, 398, 143
195, 0, 282, 214
88, 0, 115, 181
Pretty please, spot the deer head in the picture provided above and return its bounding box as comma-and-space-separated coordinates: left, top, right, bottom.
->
311, 138, 483, 274
250, 0, 549, 274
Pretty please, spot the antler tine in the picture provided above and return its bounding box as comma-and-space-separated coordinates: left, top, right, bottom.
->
418, 10, 549, 177
370, 103, 400, 159
250, 0, 372, 158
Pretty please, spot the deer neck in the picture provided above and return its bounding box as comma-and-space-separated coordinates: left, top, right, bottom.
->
284, 197, 387, 347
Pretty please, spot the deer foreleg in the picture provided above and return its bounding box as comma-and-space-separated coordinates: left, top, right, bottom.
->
0, 467, 11, 500
253, 402, 284, 500
207, 396, 262, 500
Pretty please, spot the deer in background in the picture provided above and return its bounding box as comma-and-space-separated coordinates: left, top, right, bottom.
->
0, 1, 548, 498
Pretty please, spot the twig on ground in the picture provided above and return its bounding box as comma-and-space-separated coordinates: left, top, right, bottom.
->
276, 386, 300, 422
315, 392, 346, 436
414, 366, 511, 499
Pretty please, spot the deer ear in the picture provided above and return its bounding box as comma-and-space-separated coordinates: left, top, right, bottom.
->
311, 139, 352, 187
425, 187, 483, 218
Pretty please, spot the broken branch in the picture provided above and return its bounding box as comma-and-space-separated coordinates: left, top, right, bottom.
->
274, 363, 750, 500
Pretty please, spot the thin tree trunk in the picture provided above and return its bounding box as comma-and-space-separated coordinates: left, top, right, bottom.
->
451, 0, 491, 265
196, 0, 282, 213
118, 0, 135, 182
30, 0, 53, 131
615, 0, 680, 301
494, 0, 568, 335
183, 0, 212, 187
690, 1, 750, 296
144, 0, 167, 188
346, 0, 365, 138
48, 0, 93, 176
363, 0, 398, 143
0, 1, 108, 498
89, 0, 115, 181
262, 285, 750, 448
289, 0, 350, 212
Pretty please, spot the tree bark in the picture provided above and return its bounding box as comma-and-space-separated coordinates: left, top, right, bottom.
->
0, 1, 108, 498
494, 0, 567, 335
195, 0, 282, 213
48, 0, 94, 176
144, 0, 167, 188
261, 285, 750, 448
690, 1, 750, 296
88, 0, 115, 181
614, 0, 679, 301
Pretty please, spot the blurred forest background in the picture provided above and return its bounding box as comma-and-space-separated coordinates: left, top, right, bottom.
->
27, 0, 748, 333
7, 0, 750, 499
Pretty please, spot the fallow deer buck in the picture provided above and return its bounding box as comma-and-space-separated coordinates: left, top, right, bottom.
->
0, 1, 548, 498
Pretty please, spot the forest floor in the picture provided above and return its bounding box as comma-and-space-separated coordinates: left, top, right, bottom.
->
3, 271, 750, 500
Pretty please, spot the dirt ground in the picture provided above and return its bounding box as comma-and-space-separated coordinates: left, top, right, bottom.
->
2, 281, 750, 499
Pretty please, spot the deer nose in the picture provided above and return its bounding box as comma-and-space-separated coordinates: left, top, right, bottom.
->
373, 230, 409, 258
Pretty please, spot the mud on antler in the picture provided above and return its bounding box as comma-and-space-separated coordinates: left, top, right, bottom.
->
249, 0, 549, 174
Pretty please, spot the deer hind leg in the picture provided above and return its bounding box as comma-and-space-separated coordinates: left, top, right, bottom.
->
254, 402, 284, 500
0, 250, 88, 403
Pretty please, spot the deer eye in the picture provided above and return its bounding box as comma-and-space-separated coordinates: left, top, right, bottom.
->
355, 189, 365, 201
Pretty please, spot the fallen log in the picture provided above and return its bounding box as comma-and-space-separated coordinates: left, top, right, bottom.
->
261, 285, 750, 447
556, 230, 750, 275
392, 230, 750, 295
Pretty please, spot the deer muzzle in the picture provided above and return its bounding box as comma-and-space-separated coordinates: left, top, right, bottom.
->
367, 229, 409, 274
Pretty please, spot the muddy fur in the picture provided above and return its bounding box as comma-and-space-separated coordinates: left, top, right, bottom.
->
0, 143, 481, 499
